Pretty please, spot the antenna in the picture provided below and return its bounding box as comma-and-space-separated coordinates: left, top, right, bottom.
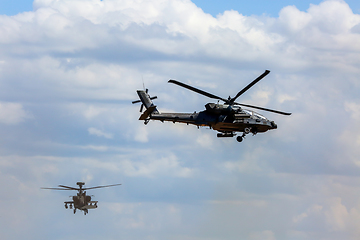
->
142, 75, 145, 91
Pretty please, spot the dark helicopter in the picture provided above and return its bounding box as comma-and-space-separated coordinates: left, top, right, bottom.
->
41, 182, 121, 215
132, 70, 291, 142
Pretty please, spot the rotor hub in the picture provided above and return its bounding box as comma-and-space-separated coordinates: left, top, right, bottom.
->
76, 182, 85, 187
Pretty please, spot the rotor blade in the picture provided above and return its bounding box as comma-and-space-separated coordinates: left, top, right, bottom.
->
168, 80, 227, 102
231, 70, 270, 103
83, 183, 122, 190
58, 185, 80, 190
234, 102, 292, 115
133, 96, 156, 104
41, 187, 77, 191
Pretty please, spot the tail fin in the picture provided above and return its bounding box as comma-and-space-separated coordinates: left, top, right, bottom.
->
133, 89, 159, 120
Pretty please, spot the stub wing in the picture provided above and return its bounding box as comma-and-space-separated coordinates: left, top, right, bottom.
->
82, 201, 98, 209
150, 112, 211, 126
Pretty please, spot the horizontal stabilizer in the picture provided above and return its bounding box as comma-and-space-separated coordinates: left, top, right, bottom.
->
139, 105, 157, 120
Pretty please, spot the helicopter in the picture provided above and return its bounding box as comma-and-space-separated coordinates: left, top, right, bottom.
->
41, 182, 121, 215
132, 70, 291, 142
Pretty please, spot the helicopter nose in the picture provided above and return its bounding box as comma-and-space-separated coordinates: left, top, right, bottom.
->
270, 121, 277, 129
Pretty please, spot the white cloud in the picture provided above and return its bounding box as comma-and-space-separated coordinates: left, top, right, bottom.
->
0, 102, 30, 124
325, 197, 349, 231
81, 144, 109, 151
134, 124, 149, 142
196, 133, 214, 148
119, 154, 193, 178
293, 204, 323, 223
345, 101, 360, 120
88, 127, 113, 139
279, 5, 312, 32
83, 106, 105, 119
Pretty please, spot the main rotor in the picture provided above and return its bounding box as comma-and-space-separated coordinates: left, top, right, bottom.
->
168, 70, 291, 116
41, 182, 122, 194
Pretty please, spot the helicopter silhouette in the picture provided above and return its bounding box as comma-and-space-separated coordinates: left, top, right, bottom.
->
133, 70, 291, 142
42, 182, 121, 215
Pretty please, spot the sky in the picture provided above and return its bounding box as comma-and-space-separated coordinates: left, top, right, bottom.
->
0, 0, 360, 240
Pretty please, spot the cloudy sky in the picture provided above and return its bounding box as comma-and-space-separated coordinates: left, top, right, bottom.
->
0, 0, 360, 239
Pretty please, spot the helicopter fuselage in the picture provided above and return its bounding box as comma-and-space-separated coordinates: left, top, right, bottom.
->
149, 103, 277, 135
64, 191, 98, 214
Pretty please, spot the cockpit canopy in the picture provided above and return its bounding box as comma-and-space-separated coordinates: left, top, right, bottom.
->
242, 109, 268, 120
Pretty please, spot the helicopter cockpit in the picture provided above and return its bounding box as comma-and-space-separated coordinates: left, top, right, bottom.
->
242, 109, 268, 120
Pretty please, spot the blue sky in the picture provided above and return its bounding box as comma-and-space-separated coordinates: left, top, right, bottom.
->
2, 0, 360, 16
1, 0, 360, 240
0, 0, 33, 15
193, 0, 360, 16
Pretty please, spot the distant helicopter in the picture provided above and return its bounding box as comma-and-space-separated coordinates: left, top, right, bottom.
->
132, 70, 291, 142
42, 182, 121, 215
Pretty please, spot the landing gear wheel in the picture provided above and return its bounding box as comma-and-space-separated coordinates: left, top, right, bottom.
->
236, 136, 243, 142
73, 209, 76, 214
